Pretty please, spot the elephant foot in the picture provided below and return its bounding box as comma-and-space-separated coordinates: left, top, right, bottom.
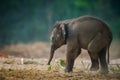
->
65, 68, 73, 72
90, 66, 99, 71
99, 68, 108, 74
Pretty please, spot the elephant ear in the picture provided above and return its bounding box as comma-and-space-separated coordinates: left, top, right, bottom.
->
60, 24, 66, 35
60, 23, 67, 42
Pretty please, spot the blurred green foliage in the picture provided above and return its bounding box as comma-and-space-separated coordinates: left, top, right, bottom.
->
0, 0, 120, 45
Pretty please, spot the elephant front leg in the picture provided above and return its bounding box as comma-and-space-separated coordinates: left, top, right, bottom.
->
65, 56, 74, 72
65, 48, 80, 72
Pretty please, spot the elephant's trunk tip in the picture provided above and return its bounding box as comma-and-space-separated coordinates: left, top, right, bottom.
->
47, 61, 50, 65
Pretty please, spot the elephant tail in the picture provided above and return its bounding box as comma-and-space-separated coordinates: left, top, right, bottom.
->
107, 39, 112, 64
107, 46, 110, 64
107, 33, 113, 64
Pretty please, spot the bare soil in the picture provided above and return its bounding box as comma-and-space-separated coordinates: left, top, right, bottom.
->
0, 57, 120, 80
1, 69, 120, 80
0, 42, 120, 80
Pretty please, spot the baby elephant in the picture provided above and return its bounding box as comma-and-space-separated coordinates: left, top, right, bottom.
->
48, 16, 112, 74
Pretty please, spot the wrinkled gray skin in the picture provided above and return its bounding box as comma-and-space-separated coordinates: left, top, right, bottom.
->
48, 16, 112, 74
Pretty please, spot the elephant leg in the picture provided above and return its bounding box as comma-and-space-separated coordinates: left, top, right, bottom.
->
88, 51, 99, 71
65, 48, 81, 72
88, 33, 105, 71
98, 47, 108, 74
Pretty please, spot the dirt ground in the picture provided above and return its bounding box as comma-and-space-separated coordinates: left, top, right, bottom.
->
0, 42, 120, 80
0, 69, 120, 80
0, 57, 120, 80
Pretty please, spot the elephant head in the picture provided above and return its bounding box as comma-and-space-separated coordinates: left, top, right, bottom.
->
47, 22, 67, 65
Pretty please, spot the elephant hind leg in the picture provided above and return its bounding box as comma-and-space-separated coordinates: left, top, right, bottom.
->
98, 47, 108, 74
87, 32, 107, 71
88, 51, 99, 71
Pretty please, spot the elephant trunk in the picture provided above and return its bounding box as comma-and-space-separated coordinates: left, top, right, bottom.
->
47, 45, 55, 65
